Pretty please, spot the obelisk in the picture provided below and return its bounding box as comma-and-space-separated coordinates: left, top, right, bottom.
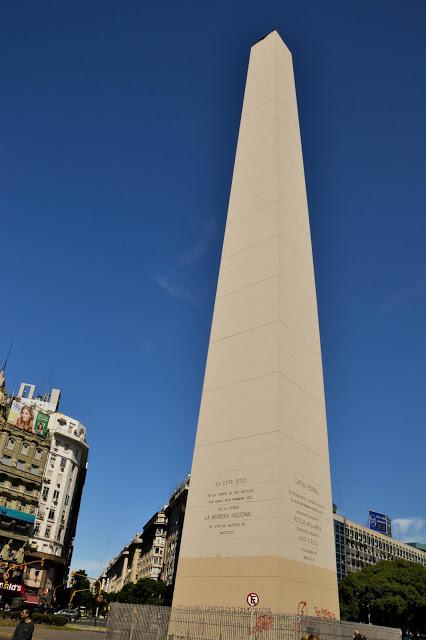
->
172, 31, 340, 616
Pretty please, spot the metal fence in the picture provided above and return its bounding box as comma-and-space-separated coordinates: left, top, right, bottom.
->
105, 603, 401, 640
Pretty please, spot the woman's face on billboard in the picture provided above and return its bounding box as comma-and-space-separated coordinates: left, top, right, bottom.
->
21, 407, 32, 424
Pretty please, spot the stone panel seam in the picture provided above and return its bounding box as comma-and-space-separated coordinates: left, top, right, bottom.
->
209, 313, 321, 363
204, 369, 325, 408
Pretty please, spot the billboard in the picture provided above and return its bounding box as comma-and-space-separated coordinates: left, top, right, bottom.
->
7, 398, 50, 438
369, 510, 392, 537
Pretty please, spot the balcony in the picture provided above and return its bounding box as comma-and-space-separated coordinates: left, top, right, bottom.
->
0, 463, 43, 485
0, 484, 38, 504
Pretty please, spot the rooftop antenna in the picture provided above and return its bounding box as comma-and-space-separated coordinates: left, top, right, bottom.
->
45, 371, 54, 398
1, 341, 13, 372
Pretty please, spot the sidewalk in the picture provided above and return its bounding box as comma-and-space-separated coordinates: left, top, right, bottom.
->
0, 624, 104, 640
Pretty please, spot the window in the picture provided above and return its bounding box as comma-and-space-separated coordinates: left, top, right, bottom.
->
6, 438, 15, 450
34, 449, 42, 460
45, 526, 51, 538
16, 461, 25, 471
48, 509, 55, 521
34, 524, 40, 536
53, 490, 59, 501
60, 458, 66, 471
42, 487, 49, 500
21, 384, 32, 398
1, 456, 11, 466
65, 495, 69, 505
30, 465, 39, 475
21, 443, 29, 455
155, 547, 160, 554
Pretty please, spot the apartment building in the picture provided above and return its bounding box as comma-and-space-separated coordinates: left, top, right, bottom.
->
137, 511, 167, 581
161, 478, 189, 587
26, 411, 88, 601
0, 375, 88, 604
98, 534, 143, 594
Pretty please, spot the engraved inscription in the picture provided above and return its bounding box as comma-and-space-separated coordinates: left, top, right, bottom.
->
289, 477, 325, 562
204, 476, 254, 535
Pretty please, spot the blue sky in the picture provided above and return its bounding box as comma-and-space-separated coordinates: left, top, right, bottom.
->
1, 1, 425, 575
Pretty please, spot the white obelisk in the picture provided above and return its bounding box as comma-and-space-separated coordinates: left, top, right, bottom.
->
172, 31, 340, 617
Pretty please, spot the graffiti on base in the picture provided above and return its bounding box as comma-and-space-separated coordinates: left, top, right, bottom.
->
250, 614, 274, 634
314, 607, 336, 620
296, 601, 336, 621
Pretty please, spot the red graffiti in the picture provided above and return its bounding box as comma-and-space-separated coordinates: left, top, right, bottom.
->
314, 607, 336, 620
250, 614, 274, 634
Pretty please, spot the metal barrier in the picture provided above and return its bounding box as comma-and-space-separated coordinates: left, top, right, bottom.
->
106, 603, 401, 640
106, 602, 401, 640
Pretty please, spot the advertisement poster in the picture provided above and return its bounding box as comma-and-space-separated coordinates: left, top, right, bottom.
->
7, 399, 50, 438
0, 561, 25, 598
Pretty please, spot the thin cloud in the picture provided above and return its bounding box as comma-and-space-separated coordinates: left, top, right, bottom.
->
380, 275, 426, 313
178, 218, 216, 269
392, 517, 426, 542
155, 273, 194, 303
155, 218, 217, 305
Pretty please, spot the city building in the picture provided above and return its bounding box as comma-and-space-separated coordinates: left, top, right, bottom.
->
161, 477, 189, 588
25, 410, 88, 602
333, 512, 426, 582
0, 375, 88, 604
98, 534, 143, 594
136, 511, 167, 581
407, 542, 426, 553
99, 480, 190, 596
0, 377, 54, 604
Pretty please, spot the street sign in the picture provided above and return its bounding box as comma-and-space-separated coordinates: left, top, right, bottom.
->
247, 593, 259, 607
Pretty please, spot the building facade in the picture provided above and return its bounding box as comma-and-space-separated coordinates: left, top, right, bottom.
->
407, 542, 426, 553
98, 534, 143, 594
136, 511, 167, 581
333, 513, 426, 582
99, 480, 190, 596
0, 376, 54, 603
0, 375, 88, 604
161, 478, 189, 588
25, 411, 88, 602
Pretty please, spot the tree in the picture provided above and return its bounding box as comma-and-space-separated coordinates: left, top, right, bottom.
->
70, 569, 96, 612
339, 560, 426, 633
109, 578, 167, 605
